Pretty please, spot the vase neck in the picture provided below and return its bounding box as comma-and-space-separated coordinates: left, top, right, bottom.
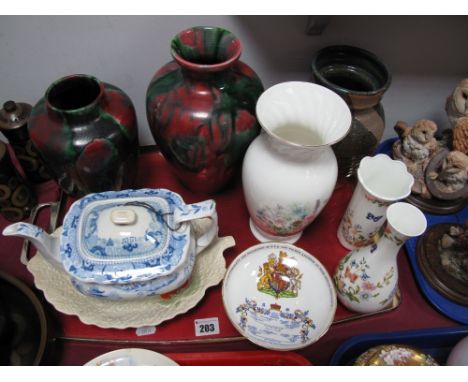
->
45, 74, 104, 124
380, 223, 408, 252
181, 67, 232, 81
171, 26, 242, 74
265, 131, 330, 159
382, 202, 427, 252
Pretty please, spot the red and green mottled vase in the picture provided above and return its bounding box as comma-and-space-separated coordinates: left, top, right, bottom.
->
28, 74, 139, 197
146, 26, 264, 194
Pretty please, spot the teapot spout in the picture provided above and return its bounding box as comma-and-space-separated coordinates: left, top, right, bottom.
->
2, 222, 62, 267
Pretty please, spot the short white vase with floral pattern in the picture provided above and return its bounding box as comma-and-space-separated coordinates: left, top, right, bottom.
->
242, 82, 352, 243
337, 154, 414, 250
334, 202, 426, 314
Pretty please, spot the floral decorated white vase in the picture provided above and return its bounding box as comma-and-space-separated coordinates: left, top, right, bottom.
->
334, 202, 427, 314
242, 81, 352, 243
337, 154, 414, 250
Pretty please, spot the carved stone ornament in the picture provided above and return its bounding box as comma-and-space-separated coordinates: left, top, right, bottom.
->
446, 78, 468, 128
392, 119, 440, 198
426, 149, 468, 200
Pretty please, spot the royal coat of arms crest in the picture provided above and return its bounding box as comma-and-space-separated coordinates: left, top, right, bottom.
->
257, 251, 303, 299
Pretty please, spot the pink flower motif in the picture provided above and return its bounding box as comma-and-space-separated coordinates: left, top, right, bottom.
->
336, 279, 345, 290
273, 218, 285, 226
362, 281, 376, 291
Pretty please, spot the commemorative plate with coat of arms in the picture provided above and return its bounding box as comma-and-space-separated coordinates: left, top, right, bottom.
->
222, 242, 336, 351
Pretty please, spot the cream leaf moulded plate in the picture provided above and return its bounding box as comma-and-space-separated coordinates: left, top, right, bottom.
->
26, 232, 234, 329
222, 242, 336, 351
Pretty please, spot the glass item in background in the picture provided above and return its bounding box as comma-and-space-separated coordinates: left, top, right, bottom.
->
311, 45, 391, 180
334, 202, 427, 314
146, 26, 264, 194
28, 74, 139, 197
0, 141, 36, 222
242, 81, 351, 243
337, 154, 414, 250
0, 101, 51, 183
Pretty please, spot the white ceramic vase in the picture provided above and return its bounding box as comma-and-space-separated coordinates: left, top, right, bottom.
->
337, 154, 414, 250
242, 81, 352, 243
334, 202, 427, 314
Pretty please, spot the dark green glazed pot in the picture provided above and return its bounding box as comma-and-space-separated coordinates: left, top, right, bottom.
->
29, 74, 139, 197
311, 45, 391, 179
146, 26, 264, 194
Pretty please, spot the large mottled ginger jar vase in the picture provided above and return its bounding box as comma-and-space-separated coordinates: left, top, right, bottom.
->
28, 74, 139, 197
146, 26, 264, 193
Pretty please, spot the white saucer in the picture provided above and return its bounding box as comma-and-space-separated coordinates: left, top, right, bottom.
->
84, 348, 179, 366
222, 242, 336, 351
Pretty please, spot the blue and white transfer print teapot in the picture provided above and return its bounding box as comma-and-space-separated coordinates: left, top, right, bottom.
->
3, 188, 218, 300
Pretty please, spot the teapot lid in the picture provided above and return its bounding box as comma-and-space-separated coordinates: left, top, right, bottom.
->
60, 189, 192, 285
0, 101, 32, 131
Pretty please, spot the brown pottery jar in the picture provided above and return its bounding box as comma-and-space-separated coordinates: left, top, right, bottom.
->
311, 45, 392, 180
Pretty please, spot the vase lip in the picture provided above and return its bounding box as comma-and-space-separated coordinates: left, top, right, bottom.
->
45, 74, 105, 114
386, 202, 427, 238
170, 26, 242, 73
256, 81, 352, 149
311, 44, 392, 97
357, 154, 414, 202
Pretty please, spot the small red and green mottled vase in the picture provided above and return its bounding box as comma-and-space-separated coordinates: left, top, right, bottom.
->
146, 26, 264, 194
28, 74, 139, 197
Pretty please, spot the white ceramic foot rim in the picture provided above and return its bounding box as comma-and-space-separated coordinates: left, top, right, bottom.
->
249, 219, 302, 244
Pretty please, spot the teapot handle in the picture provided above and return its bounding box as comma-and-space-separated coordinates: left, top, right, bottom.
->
174, 200, 218, 254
